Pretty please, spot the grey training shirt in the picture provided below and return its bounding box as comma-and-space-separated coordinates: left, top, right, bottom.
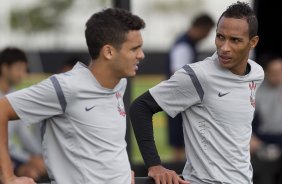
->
150, 52, 264, 184
7, 62, 131, 184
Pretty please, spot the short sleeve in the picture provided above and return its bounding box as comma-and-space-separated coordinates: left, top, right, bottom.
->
149, 66, 202, 118
6, 75, 71, 124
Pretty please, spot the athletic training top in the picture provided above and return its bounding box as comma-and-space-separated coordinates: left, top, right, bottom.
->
150, 52, 264, 184
7, 62, 131, 184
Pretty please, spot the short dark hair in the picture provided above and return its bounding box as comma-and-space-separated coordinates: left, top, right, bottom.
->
0, 47, 28, 76
192, 14, 215, 28
85, 8, 145, 60
218, 1, 258, 38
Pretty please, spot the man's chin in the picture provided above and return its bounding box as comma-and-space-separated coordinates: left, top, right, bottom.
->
125, 72, 136, 78
219, 62, 231, 70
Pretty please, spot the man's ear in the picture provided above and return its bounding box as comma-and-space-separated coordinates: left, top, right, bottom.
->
101, 44, 115, 60
250, 36, 259, 49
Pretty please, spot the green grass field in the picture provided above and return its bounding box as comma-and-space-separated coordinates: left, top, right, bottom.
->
130, 74, 173, 164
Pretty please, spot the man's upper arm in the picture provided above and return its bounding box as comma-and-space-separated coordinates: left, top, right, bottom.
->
149, 67, 202, 118
0, 97, 19, 121
6, 76, 70, 124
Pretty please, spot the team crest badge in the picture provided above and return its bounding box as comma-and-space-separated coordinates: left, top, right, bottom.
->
116, 92, 126, 117
249, 81, 256, 108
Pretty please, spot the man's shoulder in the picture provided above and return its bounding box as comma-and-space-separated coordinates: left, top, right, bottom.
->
248, 59, 264, 79
175, 58, 214, 85
188, 54, 217, 72
55, 64, 89, 84
47, 66, 88, 99
248, 59, 263, 72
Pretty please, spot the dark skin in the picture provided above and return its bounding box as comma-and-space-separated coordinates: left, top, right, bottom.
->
146, 16, 259, 184
215, 17, 259, 76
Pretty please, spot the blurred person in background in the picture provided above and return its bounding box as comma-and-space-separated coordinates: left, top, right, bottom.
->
250, 53, 282, 184
167, 13, 215, 76
0, 47, 47, 181
0, 8, 145, 184
166, 13, 215, 161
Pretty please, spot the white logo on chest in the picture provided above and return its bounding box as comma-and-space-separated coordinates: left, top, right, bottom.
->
116, 92, 126, 117
249, 81, 256, 108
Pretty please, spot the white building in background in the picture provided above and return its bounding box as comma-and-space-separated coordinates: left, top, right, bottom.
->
0, 0, 253, 53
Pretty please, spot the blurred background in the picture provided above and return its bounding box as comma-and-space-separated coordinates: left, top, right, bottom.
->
1, 0, 282, 73
1, 0, 282, 182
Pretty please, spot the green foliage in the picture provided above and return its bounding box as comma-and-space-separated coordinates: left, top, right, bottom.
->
9, 0, 74, 32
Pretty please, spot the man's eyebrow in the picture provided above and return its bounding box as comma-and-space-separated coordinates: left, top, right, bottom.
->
131, 44, 142, 50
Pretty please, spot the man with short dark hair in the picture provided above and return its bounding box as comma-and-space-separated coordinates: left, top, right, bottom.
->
130, 2, 263, 184
0, 8, 145, 184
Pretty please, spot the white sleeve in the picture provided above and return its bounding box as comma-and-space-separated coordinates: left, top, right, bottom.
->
6, 75, 71, 124
149, 67, 202, 118
170, 43, 194, 73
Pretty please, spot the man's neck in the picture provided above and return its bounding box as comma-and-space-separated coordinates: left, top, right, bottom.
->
245, 63, 251, 75
88, 61, 120, 89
